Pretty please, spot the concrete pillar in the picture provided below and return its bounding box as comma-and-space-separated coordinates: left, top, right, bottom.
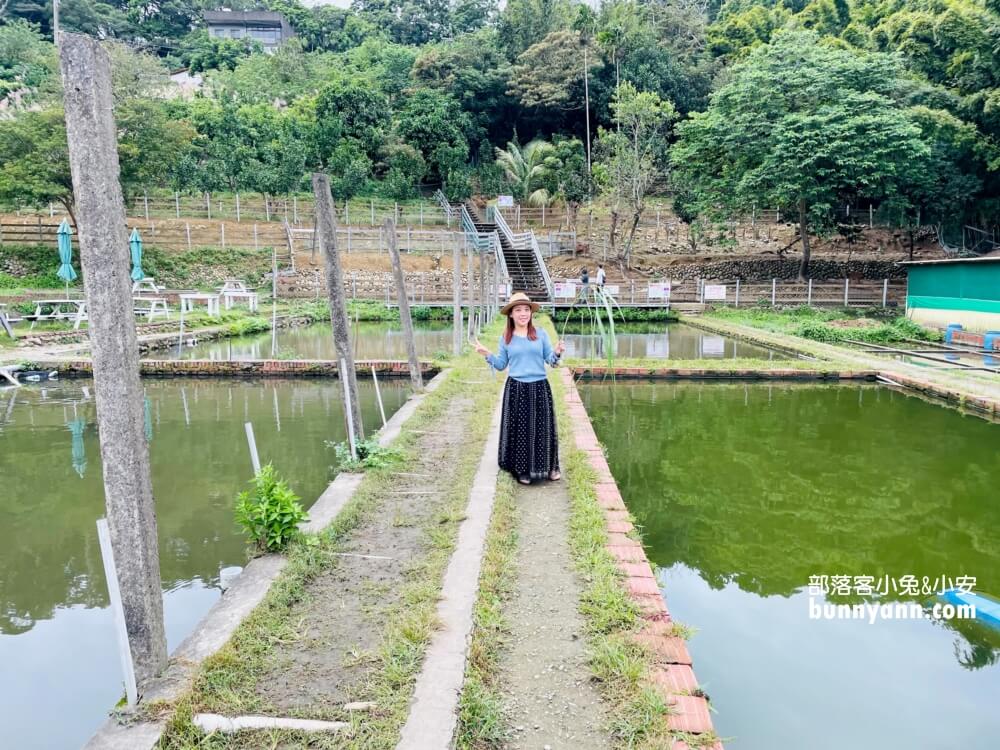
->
453, 231, 462, 355
58, 33, 167, 686
312, 173, 363, 439
385, 218, 423, 391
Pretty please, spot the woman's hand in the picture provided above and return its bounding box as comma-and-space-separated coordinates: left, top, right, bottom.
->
474, 338, 491, 357
554, 340, 566, 356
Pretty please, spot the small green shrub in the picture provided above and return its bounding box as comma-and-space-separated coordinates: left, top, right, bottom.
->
235, 464, 308, 552
328, 436, 402, 471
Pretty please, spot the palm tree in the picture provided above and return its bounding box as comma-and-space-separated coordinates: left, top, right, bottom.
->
495, 138, 555, 206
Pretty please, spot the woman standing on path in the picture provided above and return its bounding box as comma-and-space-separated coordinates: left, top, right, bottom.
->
474, 292, 565, 486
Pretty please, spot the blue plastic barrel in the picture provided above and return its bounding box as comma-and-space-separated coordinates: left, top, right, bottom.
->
945, 323, 963, 343
982, 331, 1000, 351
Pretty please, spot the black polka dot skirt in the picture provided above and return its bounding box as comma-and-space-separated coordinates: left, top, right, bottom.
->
498, 377, 560, 481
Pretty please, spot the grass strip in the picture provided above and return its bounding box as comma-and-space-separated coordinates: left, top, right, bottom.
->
157, 322, 504, 750
454, 472, 518, 749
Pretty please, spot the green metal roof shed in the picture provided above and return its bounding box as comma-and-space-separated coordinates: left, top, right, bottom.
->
899, 256, 1000, 333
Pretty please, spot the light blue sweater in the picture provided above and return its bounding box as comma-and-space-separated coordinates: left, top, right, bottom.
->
485, 328, 560, 382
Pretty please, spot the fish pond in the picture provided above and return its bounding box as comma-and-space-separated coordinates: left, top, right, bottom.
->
0, 377, 409, 750
560, 322, 788, 360
159, 320, 454, 361
580, 381, 1000, 750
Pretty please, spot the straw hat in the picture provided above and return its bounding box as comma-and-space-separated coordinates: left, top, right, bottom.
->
500, 291, 540, 316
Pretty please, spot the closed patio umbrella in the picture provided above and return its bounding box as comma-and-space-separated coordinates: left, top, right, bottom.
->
56, 219, 77, 296
67, 417, 87, 478
129, 228, 144, 282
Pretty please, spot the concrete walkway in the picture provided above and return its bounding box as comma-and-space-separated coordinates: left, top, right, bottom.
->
396, 401, 503, 749
498, 477, 612, 749
689, 316, 1000, 415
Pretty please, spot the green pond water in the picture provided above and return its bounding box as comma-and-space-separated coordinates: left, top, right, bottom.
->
154, 320, 783, 363
160, 320, 454, 361
580, 381, 1000, 750
0, 377, 408, 750
561, 322, 787, 360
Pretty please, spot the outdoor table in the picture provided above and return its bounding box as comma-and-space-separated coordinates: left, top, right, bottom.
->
132, 277, 162, 295
179, 293, 221, 316
132, 297, 170, 322
26, 299, 88, 330
222, 290, 259, 312
217, 279, 248, 293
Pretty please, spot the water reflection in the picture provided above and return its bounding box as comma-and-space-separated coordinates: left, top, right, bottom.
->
561, 322, 785, 360
161, 321, 453, 361
0, 377, 409, 749
581, 381, 1000, 749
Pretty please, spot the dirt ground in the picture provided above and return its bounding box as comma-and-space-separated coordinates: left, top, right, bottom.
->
253, 394, 477, 715
498, 478, 611, 750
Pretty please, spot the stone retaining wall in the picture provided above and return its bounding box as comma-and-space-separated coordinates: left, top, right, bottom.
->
633, 257, 905, 281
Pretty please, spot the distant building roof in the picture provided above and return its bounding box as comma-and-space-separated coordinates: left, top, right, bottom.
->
897, 256, 1000, 267
203, 10, 288, 25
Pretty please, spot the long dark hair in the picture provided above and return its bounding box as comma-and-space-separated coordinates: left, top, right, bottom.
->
503, 309, 538, 344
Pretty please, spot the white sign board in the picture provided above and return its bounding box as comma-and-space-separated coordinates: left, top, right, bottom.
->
603, 284, 620, 295
554, 282, 577, 298
701, 335, 726, 356
647, 282, 672, 300
497, 195, 515, 208
704, 284, 727, 301
497, 283, 511, 297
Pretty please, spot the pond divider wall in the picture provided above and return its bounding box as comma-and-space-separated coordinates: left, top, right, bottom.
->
560, 369, 724, 746
50, 358, 437, 378
569, 365, 876, 380
83, 370, 449, 750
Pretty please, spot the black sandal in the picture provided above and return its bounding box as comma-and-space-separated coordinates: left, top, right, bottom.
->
517, 474, 531, 485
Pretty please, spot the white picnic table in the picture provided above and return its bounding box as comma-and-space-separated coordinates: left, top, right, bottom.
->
132, 277, 162, 295
216, 280, 258, 312
180, 292, 221, 316
27, 299, 89, 330
133, 296, 170, 322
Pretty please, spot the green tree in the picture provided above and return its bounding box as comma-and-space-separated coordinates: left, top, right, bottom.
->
0, 19, 57, 102
495, 137, 555, 204
496, 0, 573, 59
0, 109, 74, 220
672, 31, 931, 278
314, 76, 391, 164
597, 82, 675, 268
395, 89, 472, 181
507, 30, 601, 113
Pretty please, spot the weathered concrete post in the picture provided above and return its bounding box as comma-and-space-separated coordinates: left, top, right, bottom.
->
478, 248, 486, 334
385, 218, 423, 391
312, 173, 363, 439
452, 235, 462, 355
59, 33, 167, 686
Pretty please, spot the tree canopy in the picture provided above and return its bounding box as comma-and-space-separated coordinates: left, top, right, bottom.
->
0, 0, 996, 235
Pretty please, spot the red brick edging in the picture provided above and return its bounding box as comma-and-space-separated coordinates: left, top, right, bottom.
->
560, 369, 723, 749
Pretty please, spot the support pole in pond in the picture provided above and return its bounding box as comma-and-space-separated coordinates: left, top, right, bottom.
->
313, 172, 364, 439
341, 359, 358, 461
453, 229, 462, 355
96, 518, 139, 707
371, 366, 387, 428
244, 422, 261, 474
59, 33, 167, 687
385, 218, 424, 391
